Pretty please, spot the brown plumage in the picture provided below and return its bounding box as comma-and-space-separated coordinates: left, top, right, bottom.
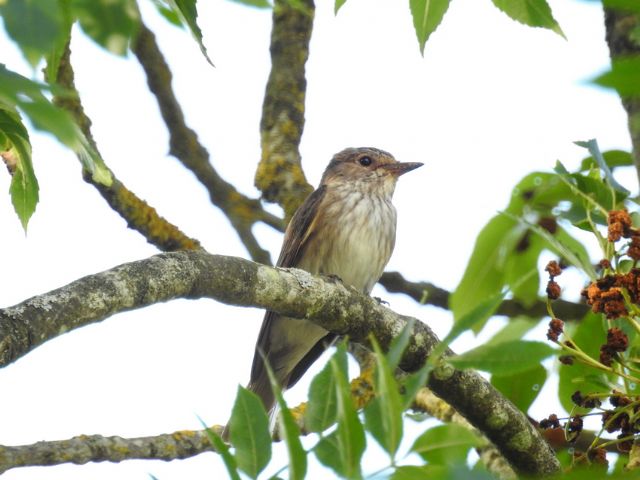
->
246, 147, 422, 416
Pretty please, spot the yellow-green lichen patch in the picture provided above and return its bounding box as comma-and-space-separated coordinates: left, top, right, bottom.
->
350, 368, 375, 409
114, 184, 199, 251
508, 429, 533, 452
431, 360, 455, 381
486, 409, 509, 429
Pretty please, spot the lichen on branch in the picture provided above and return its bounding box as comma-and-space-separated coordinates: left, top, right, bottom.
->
0, 250, 560, 476
256, 0, 315, 220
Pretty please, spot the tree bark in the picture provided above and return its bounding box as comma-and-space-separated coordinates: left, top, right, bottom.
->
0, 250, 561, 476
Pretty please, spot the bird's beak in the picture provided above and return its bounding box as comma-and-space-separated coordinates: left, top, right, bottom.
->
378, 162, 424, 176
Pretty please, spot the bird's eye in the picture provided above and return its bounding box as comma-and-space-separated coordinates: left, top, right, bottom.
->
358, 156, 372, 166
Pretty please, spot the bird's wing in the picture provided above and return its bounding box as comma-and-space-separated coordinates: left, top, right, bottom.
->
275, 185, 327, 268
249, 186, 328, 406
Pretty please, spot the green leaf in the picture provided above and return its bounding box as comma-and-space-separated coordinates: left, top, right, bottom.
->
502, 212, 596, 280
448, 340, 555, 375
575, 139, 630, 196
305, 352, 339, 433
559, 311, 612, 413
491, 364, 547, 412
334, 0, 347, 13
0, 109, 39, 231
228, 386, 271, 479
391, 464, 494, 480
387, 319, 415, 370
409, 0, 451, 54
17, 100, 113, 186
450, 214, 515, 320
70, 0, 140, 56
0, 65, 112, 187
391, 465, 435, 480
315, 431, 342, 474
0, 0, 67, 66
166, 0, 214, 65
491, 0, 565, 38
600, 0, 640, 13
264, 363, 306, 480
507, 171, 570, 215
364, 338, 404, 458
324, 343, 365, 478
503, 234, 543, 307
444, 291, 506, 350
410, 424, 481, 464
401, 363, 431, 410
593, 56, 640, 99
579, 149, 633, 172
198, 418, 241, 480
228, 0, 272, 8
44, 0, 73, 83
486, 317, 537, 346
149, 0, 183, 26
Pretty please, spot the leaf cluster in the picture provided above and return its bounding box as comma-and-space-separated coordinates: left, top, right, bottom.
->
212, 327, 490, 479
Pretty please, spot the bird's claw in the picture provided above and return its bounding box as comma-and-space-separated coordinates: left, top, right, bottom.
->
374, 297, 389, 306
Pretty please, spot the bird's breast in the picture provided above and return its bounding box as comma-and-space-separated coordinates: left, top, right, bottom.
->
299, 191, 397, 293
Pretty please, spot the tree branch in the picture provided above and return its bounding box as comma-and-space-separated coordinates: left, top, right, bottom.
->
603, 6, 640, 188
131, 21, 285, 264
0, 250, 560, 475
379, 271, 590, 321
52, 43, 201, 252
0, 427, 219, 474
413, 388, 516, 480
256, 0, 315, 220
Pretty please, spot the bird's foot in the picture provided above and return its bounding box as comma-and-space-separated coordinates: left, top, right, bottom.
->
374, 297, 390, 306
325, 273, 344, 283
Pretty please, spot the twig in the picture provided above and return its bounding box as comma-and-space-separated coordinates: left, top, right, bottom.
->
379, 271, 590, 321
0, 428, 218, 474
132, 21, 285, 263
52, 42, 200, 252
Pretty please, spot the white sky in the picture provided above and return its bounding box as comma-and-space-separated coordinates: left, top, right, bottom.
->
0, 0, 633, 478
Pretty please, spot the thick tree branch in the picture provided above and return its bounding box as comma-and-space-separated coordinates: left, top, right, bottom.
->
131, 21, 284, 264
52, 43, 201, 252
0, 250, 560, 475
256, 0, 314, 220
603, 5, 640, 188
379, 271, 590, 321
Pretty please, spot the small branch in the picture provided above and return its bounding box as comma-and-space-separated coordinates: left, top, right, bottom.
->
132, 21, 284, 264
0, 428, 219, 474
0, 250, 560, 475
52, 43, 200, 252
379, 271, 590, 321
603, 7, 640, 190
256, 0, 315, 220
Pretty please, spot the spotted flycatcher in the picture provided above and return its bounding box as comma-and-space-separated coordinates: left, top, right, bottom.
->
248, 147, 422, 413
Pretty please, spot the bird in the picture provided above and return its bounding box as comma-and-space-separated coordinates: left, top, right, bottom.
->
247, 147, 422, 417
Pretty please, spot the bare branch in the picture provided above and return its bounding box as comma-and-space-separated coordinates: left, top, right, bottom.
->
131, 21, 285, 264
379, 271, 590, 321
256, 0, 315, 219
52, 42, 201, 252
0, 250, 560, 475
0, 427, 219, 474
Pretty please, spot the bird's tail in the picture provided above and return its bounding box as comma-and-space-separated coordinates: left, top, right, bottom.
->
221, 361, 284, 441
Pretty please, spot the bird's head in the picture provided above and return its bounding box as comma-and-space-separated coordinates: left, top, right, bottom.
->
321, 147, 423, 196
